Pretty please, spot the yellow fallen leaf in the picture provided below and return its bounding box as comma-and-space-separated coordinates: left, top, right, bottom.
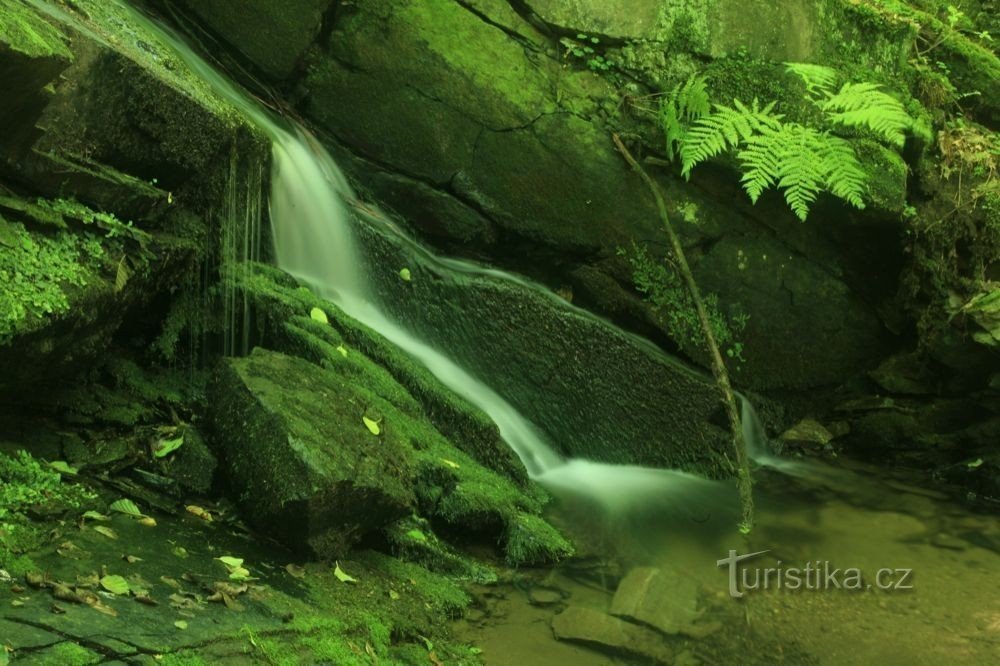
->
362, 416, 381, 436
93, 526, 118, 540
186, 505, 213, 521
333, 562, 358, 584
310, 307, 329, 324
440, 459, 460, 469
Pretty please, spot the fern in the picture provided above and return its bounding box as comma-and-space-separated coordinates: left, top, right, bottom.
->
784, 62, 839, 97
660, 75, 710, 161
738, 125, 866, 220
680, 99, 783, 178
822, 82, 914, 147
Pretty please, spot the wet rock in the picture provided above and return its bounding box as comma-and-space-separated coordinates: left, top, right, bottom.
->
780, 418, 835, 452
610, 566, 700, 636
208, 349, 416, 558
528, 587, 563, 606
178, 0, 333, 79
165, 427, 218, 497
869, 352, 936, 395
551, 605, 673, 664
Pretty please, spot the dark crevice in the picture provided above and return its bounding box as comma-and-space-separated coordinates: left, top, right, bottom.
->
453, 0, 543, 51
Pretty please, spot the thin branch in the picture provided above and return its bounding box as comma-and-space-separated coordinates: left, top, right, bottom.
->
612, 133, 755, 532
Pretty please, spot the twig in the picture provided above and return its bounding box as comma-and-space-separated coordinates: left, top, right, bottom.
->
611, 133, 755, 532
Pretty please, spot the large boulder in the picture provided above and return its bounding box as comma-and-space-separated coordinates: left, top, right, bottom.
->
208, 349, 416, 557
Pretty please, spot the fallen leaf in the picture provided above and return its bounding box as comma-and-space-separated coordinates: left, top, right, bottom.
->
440, 458, 460, 469
174, 620, 188, 630
80, 511, 111, 522
160, 576, 181, 590
135, 594, 158, 606
399, 267, 412, 282
216, 556, 244, 568
137, 517, 157, 527
154, 435, 184, 458
336, 345, 348, 357
47, 461, 78, 475
362, 416, 381, 436
389, 589, 400, 601
124, 555, 143, 564
186, 505, 213, 521
172, 546, 189, 559
310, 307, 329, 324
110, 499, 143, 517
93, 526, 119, 540
333, 562, 358, 584
10, 600, 24, 607
100, 575, 131, 595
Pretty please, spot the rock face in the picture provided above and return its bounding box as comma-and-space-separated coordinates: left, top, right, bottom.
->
208, 349, 416, 557
0, 0, 268, 401
297, 0, 901, 392
177, 0, 333, 79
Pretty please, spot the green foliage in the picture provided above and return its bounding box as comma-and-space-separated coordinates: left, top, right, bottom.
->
622, 243, 748, 363
659, 74, 711, 161
680, 98, 784, 177
559, 33, 615, 72
667, 65, 920, 220
0, 221, 104, 344
821, 82, 916, 147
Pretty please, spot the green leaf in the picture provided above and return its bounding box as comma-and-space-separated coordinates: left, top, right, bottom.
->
362, 416, 381, 436
967, 458, 984, 469
310, 307, 329, 324
174, 620, 188, 630
48, 460, 78, 475
100, 574, 131, 595
154, 435, 185, 458
336, 345, 348, 357
333, 562, 358, 584
216, 556, 244, 569
405, 529, 428, 542
115, 257, 130, 293
81, 510, 111, 522
110, 499, 144, 517
399, 267, 412, 282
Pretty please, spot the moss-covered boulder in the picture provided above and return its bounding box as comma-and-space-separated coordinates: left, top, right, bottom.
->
208, 344, 573, 565
208, 349, 416, 558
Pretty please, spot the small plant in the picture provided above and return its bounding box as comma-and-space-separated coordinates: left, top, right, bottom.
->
621, 243, 749, 365
660, 64, 923, 220
559, 33, 615, 72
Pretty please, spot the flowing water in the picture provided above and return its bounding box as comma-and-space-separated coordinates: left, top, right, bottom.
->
30, 3, 1000, 663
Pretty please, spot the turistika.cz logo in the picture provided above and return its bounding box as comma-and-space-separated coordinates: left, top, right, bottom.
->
717, 549, 914, 598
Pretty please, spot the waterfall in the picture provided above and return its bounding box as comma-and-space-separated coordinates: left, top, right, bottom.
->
34, 0, 759, 514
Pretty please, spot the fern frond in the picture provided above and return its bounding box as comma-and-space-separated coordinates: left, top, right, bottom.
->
680, 98, 783, 178
822, 82, 914, 147
784, 62, 839, 98
115, 256, 131, 293
677, 74, 710, 120
737, 124, 866, 220
660, 74, 710, 162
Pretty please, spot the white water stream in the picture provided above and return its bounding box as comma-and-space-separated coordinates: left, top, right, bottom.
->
33, 0, 773, 516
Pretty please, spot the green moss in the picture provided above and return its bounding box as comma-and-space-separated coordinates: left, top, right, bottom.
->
0, 0, 73, 60
503, 512, 574, 566
856, 139, 909, 213
0, 450, 96, 575
0, 221, 106, 345
384, 516, 497, 583
32, 642, 101, 666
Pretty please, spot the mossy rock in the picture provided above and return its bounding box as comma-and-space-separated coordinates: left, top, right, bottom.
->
207, 349, 417, 558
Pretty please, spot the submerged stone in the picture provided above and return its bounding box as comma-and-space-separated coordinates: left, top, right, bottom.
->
610, 566, 701, 637
551, 605, 674, 664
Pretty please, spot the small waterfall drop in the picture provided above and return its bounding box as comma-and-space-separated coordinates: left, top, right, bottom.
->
36, 0, 762, 515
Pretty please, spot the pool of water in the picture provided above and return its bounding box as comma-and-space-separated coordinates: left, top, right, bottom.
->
453, 458, 1000, 665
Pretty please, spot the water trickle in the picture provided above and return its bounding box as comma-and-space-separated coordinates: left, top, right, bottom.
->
36, 0, 764, 514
